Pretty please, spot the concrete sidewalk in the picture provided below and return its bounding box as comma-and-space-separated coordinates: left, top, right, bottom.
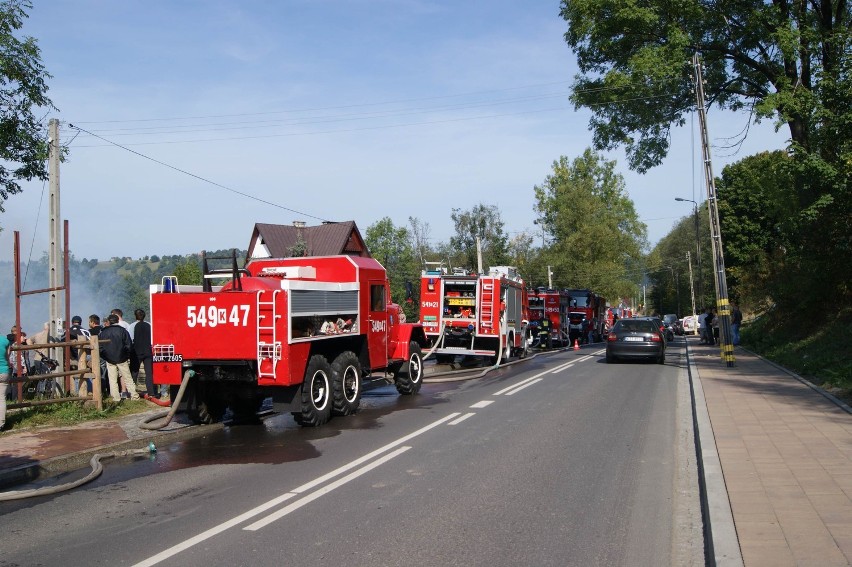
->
690, 337, 852, 566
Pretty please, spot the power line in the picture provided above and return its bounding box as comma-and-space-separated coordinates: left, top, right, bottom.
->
67, 124, 330, 222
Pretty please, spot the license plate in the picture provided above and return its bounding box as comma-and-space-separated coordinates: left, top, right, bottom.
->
624, 336, 643, 342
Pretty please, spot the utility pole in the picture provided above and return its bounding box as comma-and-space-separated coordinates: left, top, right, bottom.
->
693, 54, 734, 367
547, 265, 553, 288
687, 251, 697, 334
48, 118, 64, 368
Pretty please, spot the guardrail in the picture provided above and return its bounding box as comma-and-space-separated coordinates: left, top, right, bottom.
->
8, 335, 105, 411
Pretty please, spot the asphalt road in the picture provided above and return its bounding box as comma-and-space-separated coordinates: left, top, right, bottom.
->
0, 340, 703, 567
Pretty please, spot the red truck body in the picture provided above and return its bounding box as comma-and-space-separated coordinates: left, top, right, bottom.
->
150, 254, 427, 426
419, 266, 529, 363
526, 288, 570, 347
564, 288, 607, 343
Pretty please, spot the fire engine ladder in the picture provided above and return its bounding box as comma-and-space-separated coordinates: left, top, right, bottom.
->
256, 290, 281, 379
479, 281, 494, 329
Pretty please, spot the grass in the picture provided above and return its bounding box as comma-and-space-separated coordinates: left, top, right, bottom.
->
2, 398, 155, 433
741, 307, 852, 404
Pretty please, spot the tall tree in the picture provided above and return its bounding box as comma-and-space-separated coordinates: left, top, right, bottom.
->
365, 217, 419, 321
560, 0, 850, 171
449, 203, 510, 271
561, 0, 851, 306
533, 149, 647, 302
0, 0, 57, 212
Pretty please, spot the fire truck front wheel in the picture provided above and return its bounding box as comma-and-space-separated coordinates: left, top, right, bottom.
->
294, 355, 333, 427
331, 351, 362, 416
395, 342, 423, 395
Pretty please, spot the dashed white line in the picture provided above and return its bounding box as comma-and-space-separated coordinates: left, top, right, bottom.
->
470, 400, 494, 408
449, 412, 476, 425
244, 446, 413, 531
132, 412, 462, 567
504, 378, 543, 395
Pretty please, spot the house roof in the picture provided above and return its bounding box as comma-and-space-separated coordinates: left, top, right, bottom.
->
247, 221, 370, 259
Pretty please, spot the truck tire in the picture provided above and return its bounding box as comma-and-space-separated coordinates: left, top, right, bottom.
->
295, 355, 332, 426
331, 351, 361, 416
395, 342, 423, 395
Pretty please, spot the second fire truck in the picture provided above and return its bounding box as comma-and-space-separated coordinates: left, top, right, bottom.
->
420, 265, 529, 364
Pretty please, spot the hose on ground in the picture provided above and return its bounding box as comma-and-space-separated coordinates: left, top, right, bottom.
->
0, 446, 154, 502
139, 369, 194, 430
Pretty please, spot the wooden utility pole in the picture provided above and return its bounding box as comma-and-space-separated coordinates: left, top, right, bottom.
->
693, 54, 734, 366
48, 118, 64, 368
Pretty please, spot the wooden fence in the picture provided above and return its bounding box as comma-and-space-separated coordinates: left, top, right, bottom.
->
8, 335, 105, 411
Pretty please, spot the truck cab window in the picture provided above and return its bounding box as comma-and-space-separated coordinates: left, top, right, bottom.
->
371, 285, 386, 312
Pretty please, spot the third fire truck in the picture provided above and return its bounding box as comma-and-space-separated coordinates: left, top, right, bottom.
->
526, 287, 570, 347
420, 265, 529, 364
564, 288, 607, 344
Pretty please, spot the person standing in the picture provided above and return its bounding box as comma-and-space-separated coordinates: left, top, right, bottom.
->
731, 303, 743, 346
110, 309, 131, 331
1, 327, 11, 431
132, 309, 156, 398
99, 314, 139, 402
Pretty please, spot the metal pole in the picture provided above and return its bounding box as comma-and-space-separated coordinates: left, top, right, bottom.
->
693, 54, 734, 366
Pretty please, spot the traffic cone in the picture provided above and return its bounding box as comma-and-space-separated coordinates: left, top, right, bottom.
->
573, 338, 580, 350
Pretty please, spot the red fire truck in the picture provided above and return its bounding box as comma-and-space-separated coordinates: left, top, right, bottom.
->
526, 288, 570, 347
420, 266, 529, 364
150, 252, 428, 427
564, 289, 607, 344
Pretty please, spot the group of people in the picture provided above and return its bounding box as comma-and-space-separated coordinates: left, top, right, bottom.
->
699, 303, 743, 346
77, 308, 157, 403
0, 308, 159, 429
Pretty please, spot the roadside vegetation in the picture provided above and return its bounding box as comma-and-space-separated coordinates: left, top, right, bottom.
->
742, 308, 852, 405
1, 399, 154, 433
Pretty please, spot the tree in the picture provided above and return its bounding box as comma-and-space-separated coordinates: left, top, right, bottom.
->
408, 216, 433, 267
0, 0, 57, 212
560, 0, 850, 171
174, 259, 202, 286
561, 0, 851, 309
449, 203, 510, 271
365, 217, 419, 321
716, 151, 799, 310
533, 149, 647, 301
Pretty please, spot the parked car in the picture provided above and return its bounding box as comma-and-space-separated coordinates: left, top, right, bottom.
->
662, 314, 679, 340
606, 318, 666, 364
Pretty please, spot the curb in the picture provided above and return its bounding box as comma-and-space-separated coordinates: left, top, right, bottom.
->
685, 342, 745, 567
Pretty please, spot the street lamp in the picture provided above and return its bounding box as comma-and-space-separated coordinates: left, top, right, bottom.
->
675, 197, 702, 308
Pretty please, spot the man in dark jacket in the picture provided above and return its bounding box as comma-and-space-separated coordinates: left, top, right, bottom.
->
132, 309, 156, 398
99, 314, 139, 401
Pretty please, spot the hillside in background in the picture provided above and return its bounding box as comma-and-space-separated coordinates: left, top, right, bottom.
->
0, 249, 245, 333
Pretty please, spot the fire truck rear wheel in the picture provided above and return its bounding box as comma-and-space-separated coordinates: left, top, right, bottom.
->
331, 351, 361, 416
395, 342, 423, 395
294, 355, 333, 426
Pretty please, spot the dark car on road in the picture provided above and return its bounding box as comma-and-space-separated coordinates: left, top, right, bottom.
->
606, 318, 666, 364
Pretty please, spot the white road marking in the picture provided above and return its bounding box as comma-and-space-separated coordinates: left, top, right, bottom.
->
504, 378, 543, 395
448, 412, 476, 425
470, 400, 494, 408
132, 412, 461, 567
551, 363, 574, 373
244, 446, 412, 531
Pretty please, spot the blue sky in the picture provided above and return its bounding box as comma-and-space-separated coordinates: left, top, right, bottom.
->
0, 0, 787, 265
